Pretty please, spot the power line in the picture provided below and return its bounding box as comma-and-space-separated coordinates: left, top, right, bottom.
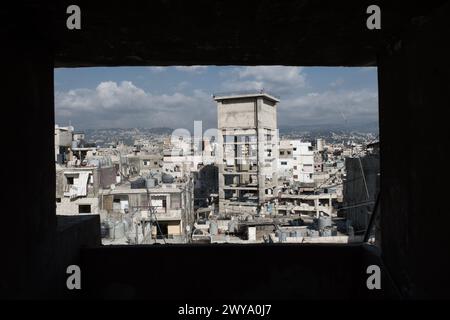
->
337, 200, 375, 211
364, 192, 380, 243
358, 156, 370, 200
301, 174, 337, 200
322, 174, 378, 189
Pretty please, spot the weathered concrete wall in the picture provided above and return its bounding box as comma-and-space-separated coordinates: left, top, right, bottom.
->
259, 100, 277, 129
57, 197, 99, 215
55, 170, 64, 198
218, 98, 256, 129
344, 155, 379, 230
55, 128, 73, 147
97, 166, 116, 189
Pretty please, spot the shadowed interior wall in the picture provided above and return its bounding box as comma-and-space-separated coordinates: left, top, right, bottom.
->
2, 13, 56, 297
378, 1, 450, 298
2, 5, 101, 298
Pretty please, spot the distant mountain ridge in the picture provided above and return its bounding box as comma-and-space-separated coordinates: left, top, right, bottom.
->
279, 121, 379, 134
82, 124, 377, 136
84, 127, 174, 134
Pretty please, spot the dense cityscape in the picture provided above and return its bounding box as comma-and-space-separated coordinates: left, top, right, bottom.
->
55, 91, 380, 245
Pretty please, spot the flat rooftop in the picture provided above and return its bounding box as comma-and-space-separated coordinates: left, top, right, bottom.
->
102, 181, 183, 195
213, 91, 280, 103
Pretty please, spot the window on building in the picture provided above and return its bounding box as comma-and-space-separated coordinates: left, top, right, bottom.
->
78, 204, 91, 214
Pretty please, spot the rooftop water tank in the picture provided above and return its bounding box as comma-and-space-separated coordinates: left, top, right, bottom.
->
275, 230, 281, 238
295, 230, 303, 237
308, 230, 319, 238
209, 221, 218, 236
152, 173, 162, 183
332, 226, 338, 236
228, 220, 236, 233
100, 222, 110, 238
162, 173, 174, 183
248, 227, 256, 241
107, 220, 115, 236
146, 178, 157, 188
131, 177, 146, 189
112, 221, 126, 239
317, 138, 324, 152
320, 228, 332, 237
318, 216, 332, 230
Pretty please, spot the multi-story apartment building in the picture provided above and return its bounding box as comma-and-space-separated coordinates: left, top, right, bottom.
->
213, 91, 279, 215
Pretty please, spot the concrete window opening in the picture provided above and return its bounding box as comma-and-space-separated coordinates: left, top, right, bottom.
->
79, 204, 92, 214
54, 66, 379, 246
5, 1, 450, 300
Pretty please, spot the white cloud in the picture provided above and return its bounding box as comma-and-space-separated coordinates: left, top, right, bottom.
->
147, 67, 166, 73
280, 89, 378, 126
175, 81, 190, 91
221, 80, 265, 92
147, 66, 208, 73
220, 66, 306, 95
55, 67, 378, 130
174, 66, 208, 73
238, 66, 305, 84
330, 77, 344, 87
55, 81, 216, 129
358, 67, 377, 73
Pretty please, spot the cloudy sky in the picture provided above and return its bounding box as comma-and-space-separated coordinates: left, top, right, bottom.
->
54, 66, 378, 131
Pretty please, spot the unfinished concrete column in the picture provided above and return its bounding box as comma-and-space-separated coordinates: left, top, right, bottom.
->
257, 97, 266, 205
314, 199, 319, 218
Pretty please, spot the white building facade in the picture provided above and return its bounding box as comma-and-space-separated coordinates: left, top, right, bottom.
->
278, 140, 314, 184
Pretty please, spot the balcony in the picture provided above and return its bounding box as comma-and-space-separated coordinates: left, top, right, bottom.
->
139, 208, 183, 221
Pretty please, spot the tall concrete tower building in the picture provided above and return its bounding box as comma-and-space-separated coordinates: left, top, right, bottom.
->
213, 91, 279, 215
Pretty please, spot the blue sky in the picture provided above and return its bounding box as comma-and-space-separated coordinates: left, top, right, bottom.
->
54, 66, 378, 130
